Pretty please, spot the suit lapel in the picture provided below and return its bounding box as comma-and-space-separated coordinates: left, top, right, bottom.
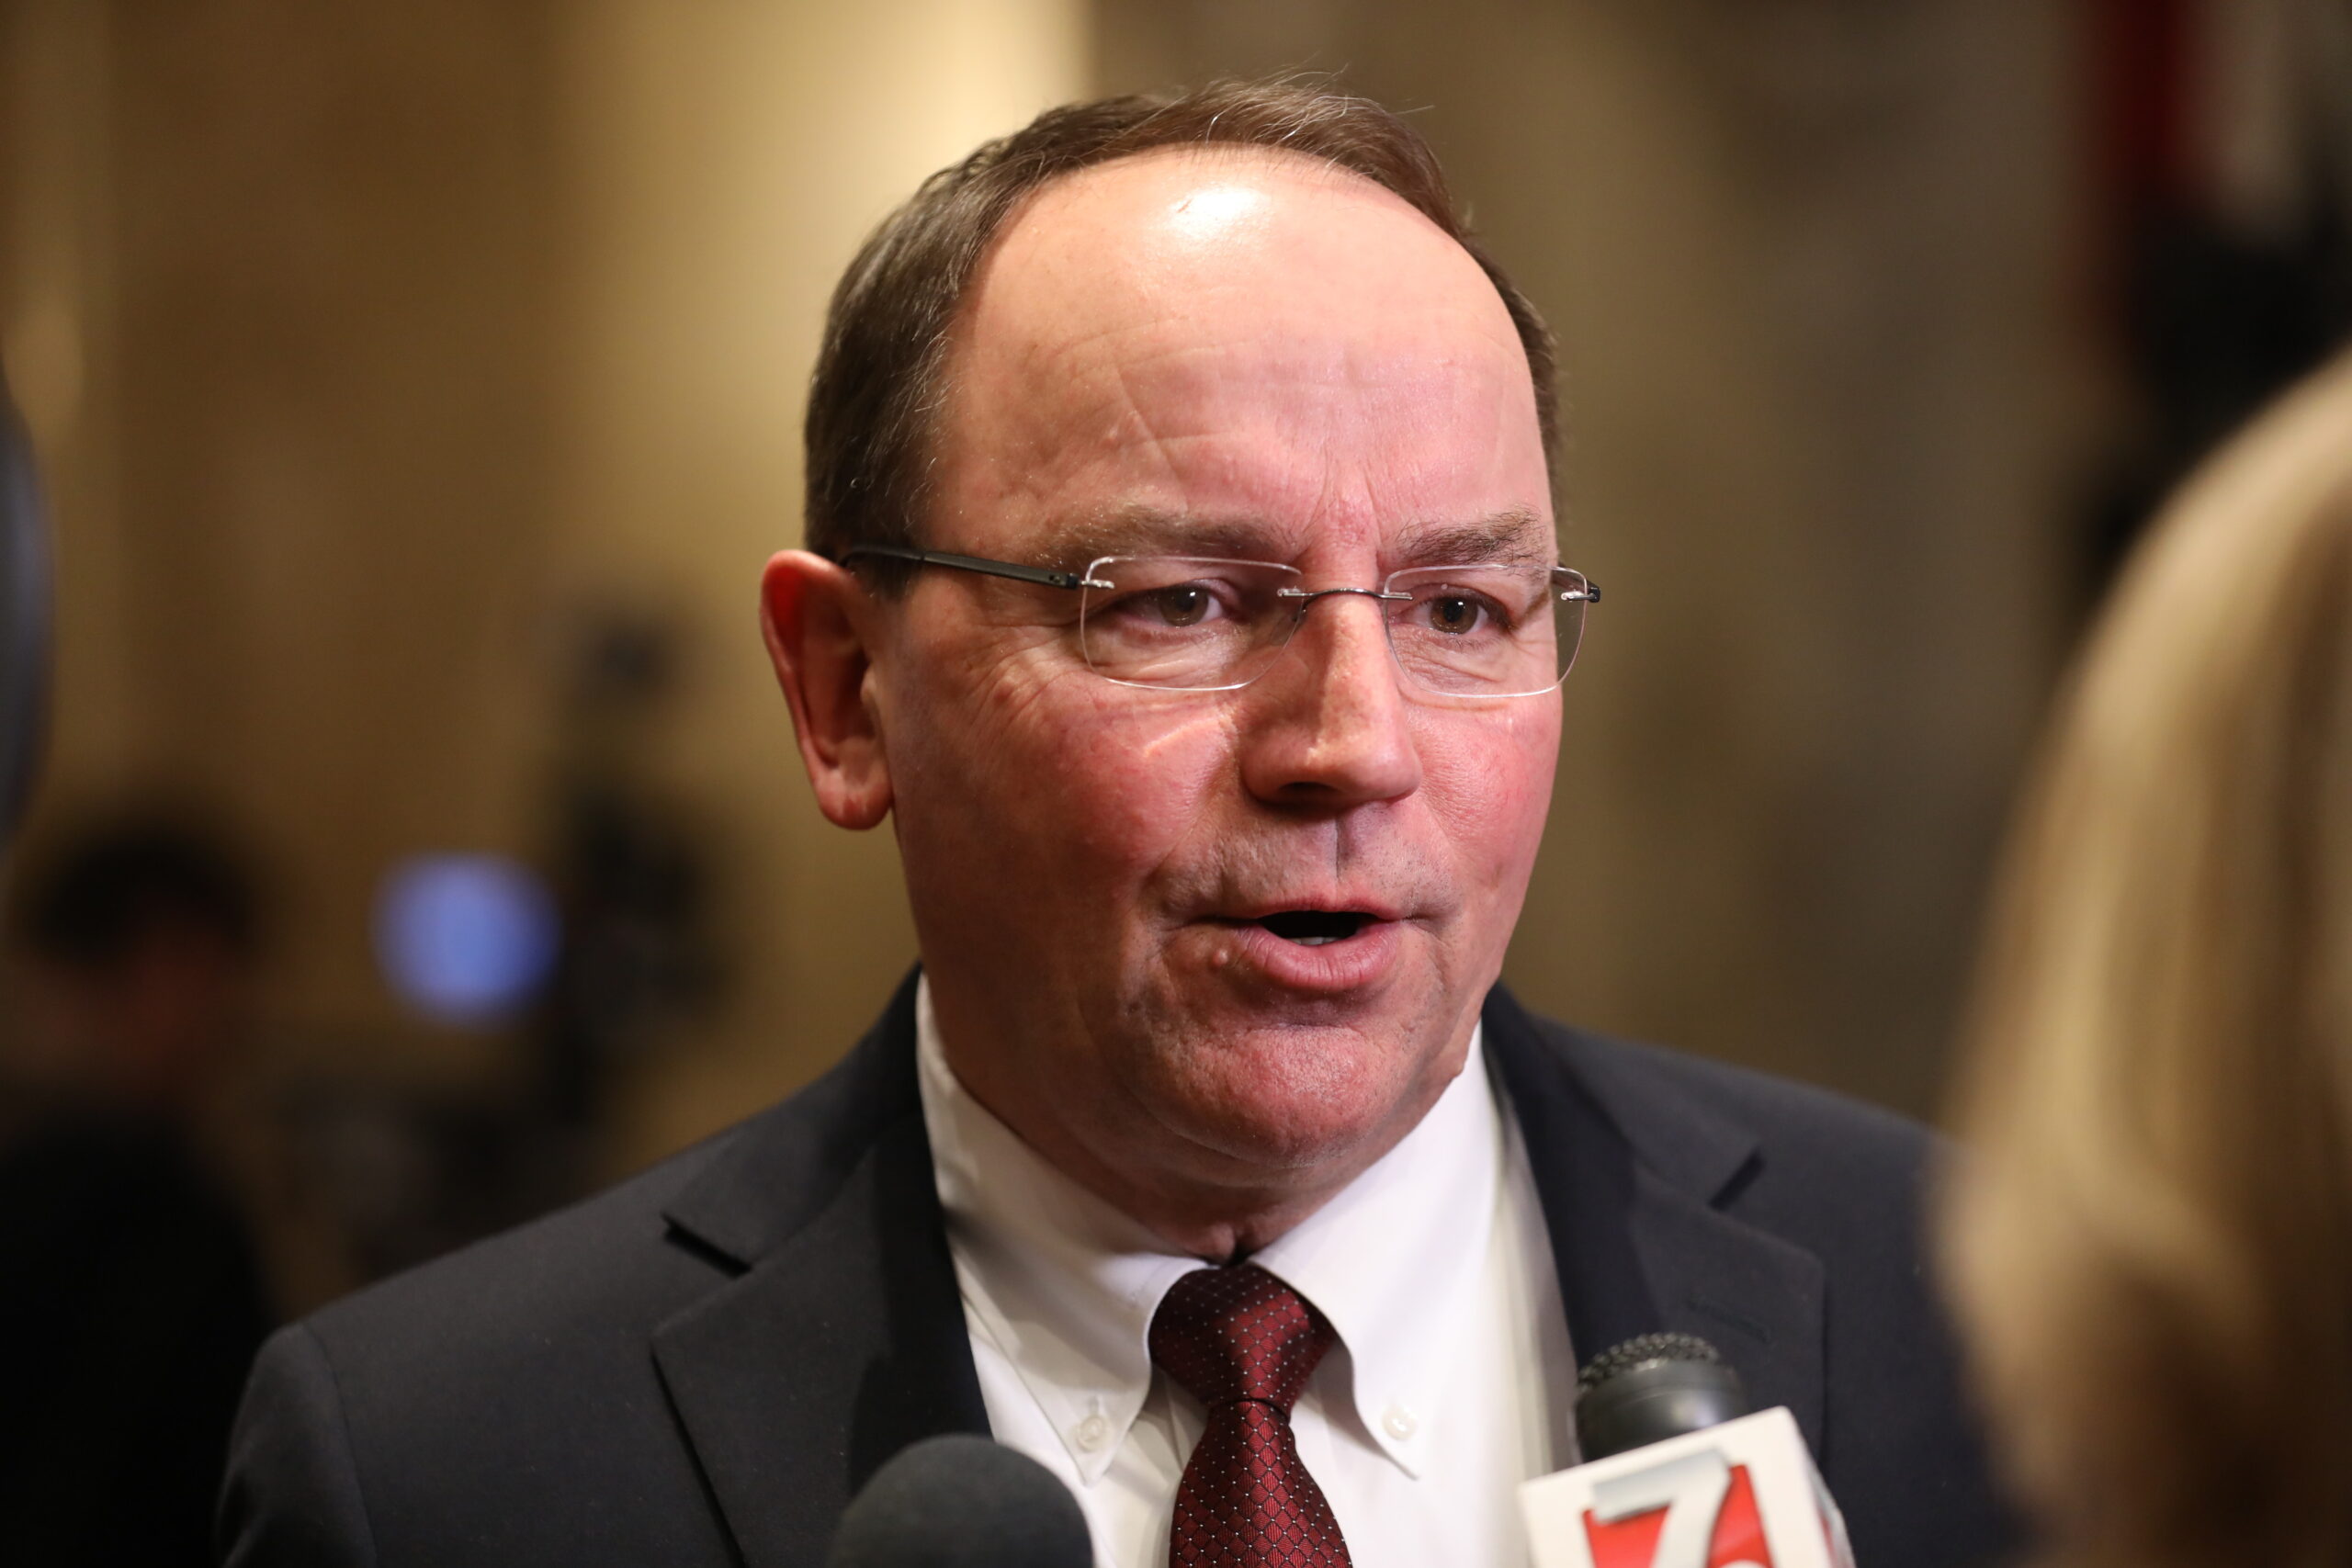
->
650, 976, 989, 1568
1485, 987, 1827, 1453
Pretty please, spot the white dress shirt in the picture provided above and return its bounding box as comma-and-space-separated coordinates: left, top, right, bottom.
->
915, 977, 1577, 1568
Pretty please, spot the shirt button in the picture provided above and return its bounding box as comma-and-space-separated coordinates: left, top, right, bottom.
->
1074, 1413, 1112, 1452
1382, 1404, 1418, 1440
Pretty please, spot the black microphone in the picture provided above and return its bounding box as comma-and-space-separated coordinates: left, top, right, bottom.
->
826, 1435, 1093, 1568
1574, 1331, 1750, 1461
0, 380, 48, 856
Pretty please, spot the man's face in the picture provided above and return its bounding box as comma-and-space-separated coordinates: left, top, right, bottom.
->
868, 149, 1560, 1238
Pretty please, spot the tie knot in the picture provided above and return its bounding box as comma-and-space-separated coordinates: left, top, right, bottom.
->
1149, 1264, 1337, 1416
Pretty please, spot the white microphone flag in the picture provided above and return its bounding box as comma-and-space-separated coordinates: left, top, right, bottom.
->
1519, 1405, 1856, 1568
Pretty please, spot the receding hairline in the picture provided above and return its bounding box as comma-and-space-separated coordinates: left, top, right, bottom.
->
1006, 138, 1455, 220
928, 142, 1546, 514
804, 78, 1561, 576
967, 141, 1515, 340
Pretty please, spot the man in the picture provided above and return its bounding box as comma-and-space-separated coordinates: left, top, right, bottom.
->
222, 81, 2014, 1567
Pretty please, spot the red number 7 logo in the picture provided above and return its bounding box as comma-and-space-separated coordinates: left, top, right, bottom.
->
1581, 1449, 1774, 1568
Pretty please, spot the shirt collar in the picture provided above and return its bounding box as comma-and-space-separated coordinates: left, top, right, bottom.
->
916, 976, 1507, 1484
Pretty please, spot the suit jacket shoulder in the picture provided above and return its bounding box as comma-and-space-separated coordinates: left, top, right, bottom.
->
1538, 1005, 1954, 1271
1483, 987, 2016, 1568
221, 974, 984, 1568
221, 1118, 737, 1566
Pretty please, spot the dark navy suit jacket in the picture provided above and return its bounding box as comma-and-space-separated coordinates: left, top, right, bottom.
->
220, 976, 2016, 1566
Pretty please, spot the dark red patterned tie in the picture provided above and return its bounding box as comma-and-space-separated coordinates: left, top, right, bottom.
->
1148, 1263, 1354, 1568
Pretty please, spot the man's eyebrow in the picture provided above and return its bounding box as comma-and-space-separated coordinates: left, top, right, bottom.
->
1392, 510, 1555, 570
1035, 505, 1555, 569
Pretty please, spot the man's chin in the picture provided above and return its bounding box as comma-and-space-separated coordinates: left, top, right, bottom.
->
1131, 1020, 1463, 1175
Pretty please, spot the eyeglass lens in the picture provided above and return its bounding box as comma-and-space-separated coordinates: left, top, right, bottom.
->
1077, 557, 1589, 695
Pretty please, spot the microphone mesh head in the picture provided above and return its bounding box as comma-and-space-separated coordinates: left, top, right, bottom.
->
0, 395, 48, 853
1573, 1333, 1748, 1461
1577, 1331, 1723, 1395
828, 1434, 1092, 1568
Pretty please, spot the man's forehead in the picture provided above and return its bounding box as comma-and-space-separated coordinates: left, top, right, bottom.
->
967, 145, 1514, 360
931, 145, 1553, 560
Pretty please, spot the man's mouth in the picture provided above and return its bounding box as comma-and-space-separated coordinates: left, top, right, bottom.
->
1254, 909, 1377, 947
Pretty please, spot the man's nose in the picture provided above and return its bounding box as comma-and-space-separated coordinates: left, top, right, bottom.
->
1236, 592, 1423, 807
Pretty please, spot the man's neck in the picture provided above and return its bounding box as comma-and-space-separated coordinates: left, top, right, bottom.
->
935, 1038, 1458, 1261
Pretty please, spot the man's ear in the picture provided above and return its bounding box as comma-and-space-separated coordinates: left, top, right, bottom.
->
760, 550, 893, 829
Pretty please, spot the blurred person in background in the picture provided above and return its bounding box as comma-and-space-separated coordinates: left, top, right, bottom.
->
0, 809, 277, 1568
1945, 350, 2352, 1567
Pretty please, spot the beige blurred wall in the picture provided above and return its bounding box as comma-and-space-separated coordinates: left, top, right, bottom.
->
0, 2, 1086, 1166
552, 0, 1088, 1167
4, 0, 571, 1088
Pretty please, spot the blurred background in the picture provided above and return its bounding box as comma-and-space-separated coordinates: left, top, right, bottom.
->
2, 0, 2348, 1318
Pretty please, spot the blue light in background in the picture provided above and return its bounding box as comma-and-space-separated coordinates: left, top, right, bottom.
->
374, 854, 560, 1026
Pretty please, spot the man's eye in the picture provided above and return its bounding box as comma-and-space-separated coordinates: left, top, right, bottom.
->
1143, 584, 1216, 626
1426, 594, 1485, 635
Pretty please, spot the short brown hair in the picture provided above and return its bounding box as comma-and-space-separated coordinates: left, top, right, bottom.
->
802, 77, 1557, 570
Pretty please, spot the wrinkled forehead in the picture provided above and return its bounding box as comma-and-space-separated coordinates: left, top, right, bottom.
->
933, 147, 1552, 566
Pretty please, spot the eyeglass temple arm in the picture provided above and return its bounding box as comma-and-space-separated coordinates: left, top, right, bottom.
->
838, 543, 1103, 592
